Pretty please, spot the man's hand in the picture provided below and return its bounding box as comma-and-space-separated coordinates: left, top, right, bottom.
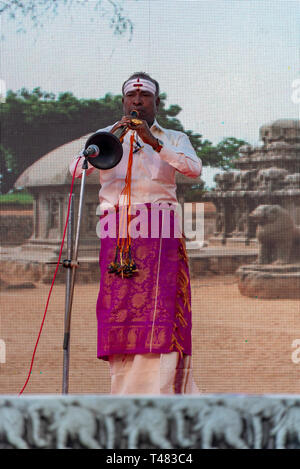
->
111, 115, 158, 149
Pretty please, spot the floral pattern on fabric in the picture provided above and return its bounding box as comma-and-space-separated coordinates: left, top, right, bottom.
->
96, 203, 192, 360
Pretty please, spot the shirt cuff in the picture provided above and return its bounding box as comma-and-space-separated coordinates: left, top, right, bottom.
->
157, 142, 202, 178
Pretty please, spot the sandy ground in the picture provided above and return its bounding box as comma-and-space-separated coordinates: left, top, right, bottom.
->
1, 274, 299, 395
0, 210, 33, 216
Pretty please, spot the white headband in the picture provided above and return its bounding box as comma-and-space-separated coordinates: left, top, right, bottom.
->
123, 78, 156, 96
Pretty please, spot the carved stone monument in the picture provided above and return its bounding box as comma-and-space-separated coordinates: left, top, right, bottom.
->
202, 118, 300, 298
204, 119, 300, 247
1, 395, 300, 449
236, 204, 300, 298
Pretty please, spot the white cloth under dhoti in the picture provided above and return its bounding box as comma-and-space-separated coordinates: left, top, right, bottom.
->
108, 352, 200, 395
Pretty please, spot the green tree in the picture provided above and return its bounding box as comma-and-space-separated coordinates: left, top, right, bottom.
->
0, 88, 248, 193
0, 88, 121, 192
0, 145, 16, 194
194, 136, 248, 170
0, 0, 135, 39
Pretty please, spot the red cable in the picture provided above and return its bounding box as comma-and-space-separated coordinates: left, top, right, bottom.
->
18, 158, 81, 395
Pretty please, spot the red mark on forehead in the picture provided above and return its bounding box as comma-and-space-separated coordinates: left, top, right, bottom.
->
133, 79, 143, 88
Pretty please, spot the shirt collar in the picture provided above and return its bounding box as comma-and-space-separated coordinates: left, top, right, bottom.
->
150, 119, 165, 134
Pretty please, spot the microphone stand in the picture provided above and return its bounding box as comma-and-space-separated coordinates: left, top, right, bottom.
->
62, 157, 89, 394
58, 124, 124, 393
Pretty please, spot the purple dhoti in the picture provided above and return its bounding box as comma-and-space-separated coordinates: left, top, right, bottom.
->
96, 203, 192, 361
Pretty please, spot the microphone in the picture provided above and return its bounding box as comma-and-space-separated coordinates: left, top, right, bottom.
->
82, 144, 100, 158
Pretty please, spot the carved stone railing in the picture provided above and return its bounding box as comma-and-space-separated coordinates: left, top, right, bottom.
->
1, 395, 300, 449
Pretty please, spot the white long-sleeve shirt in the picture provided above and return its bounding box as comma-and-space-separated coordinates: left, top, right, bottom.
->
69, 119, 202, 210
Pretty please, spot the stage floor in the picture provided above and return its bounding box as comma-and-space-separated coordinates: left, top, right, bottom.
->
1, 274, 299, 395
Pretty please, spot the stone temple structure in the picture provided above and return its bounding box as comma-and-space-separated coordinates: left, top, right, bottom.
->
10, 134, 100, 283
205, 119, 300, 247
204, 118, 300, 298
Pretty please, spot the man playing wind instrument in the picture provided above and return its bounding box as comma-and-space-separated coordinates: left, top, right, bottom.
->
70, 72, 202, 394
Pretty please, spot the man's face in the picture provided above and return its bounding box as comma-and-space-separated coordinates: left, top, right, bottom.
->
122, 88, 160, 127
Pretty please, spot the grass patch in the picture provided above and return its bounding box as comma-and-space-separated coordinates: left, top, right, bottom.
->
0, 191, 33, 204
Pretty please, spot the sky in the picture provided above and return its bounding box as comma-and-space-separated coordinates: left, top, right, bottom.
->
1, 0, 299, 186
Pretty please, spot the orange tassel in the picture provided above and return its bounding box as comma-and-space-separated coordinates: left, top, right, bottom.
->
108, 132, 138, 278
